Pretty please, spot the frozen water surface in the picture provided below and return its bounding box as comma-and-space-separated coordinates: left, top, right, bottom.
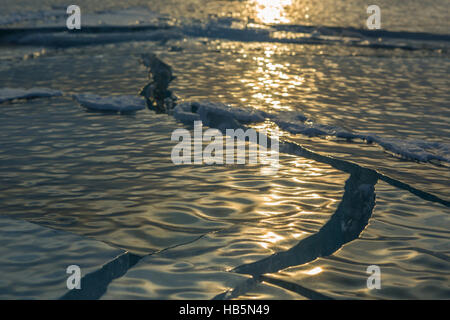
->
0, 0, 448, 299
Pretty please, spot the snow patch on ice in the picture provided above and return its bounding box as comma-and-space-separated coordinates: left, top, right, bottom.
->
173, 101, 265, 130
73, 94, 146, 113
268, 110, 450, 163
0, 87, 62, 103
364, 135, 450, 163
174, 101, 449, 164
268, 111, 340, 137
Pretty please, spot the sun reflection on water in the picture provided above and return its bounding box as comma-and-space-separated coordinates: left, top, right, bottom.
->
259, 231, 285, 249
240, 45, 305, 112
252, 0, 293, 24
304, 266, 323, 275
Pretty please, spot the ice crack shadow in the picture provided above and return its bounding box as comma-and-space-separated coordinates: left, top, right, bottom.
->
213, 167, 378, 299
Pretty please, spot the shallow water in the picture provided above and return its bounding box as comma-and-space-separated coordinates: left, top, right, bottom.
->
0, 0, 449, 299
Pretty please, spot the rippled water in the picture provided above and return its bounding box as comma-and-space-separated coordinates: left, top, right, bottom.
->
0, 0, 449, 299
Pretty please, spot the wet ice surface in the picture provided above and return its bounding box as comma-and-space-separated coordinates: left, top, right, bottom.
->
0, 95, 346, 255
73, 93, 146, 113
0, 87, 62, 103
0, 1, 449, 299
265, 181, 450, 299
0, 94, 349, 299
0, 215, 129, 299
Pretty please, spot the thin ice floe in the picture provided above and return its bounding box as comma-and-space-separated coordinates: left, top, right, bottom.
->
363, 135, 450, 163
173, 101, 450, 163
173, 101, 266, 130
269, 110, 450, 163
73, 94, 146, 113
0, 87, 62, 103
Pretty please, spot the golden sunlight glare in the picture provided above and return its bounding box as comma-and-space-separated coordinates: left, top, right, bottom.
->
252, 0, 293, 24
